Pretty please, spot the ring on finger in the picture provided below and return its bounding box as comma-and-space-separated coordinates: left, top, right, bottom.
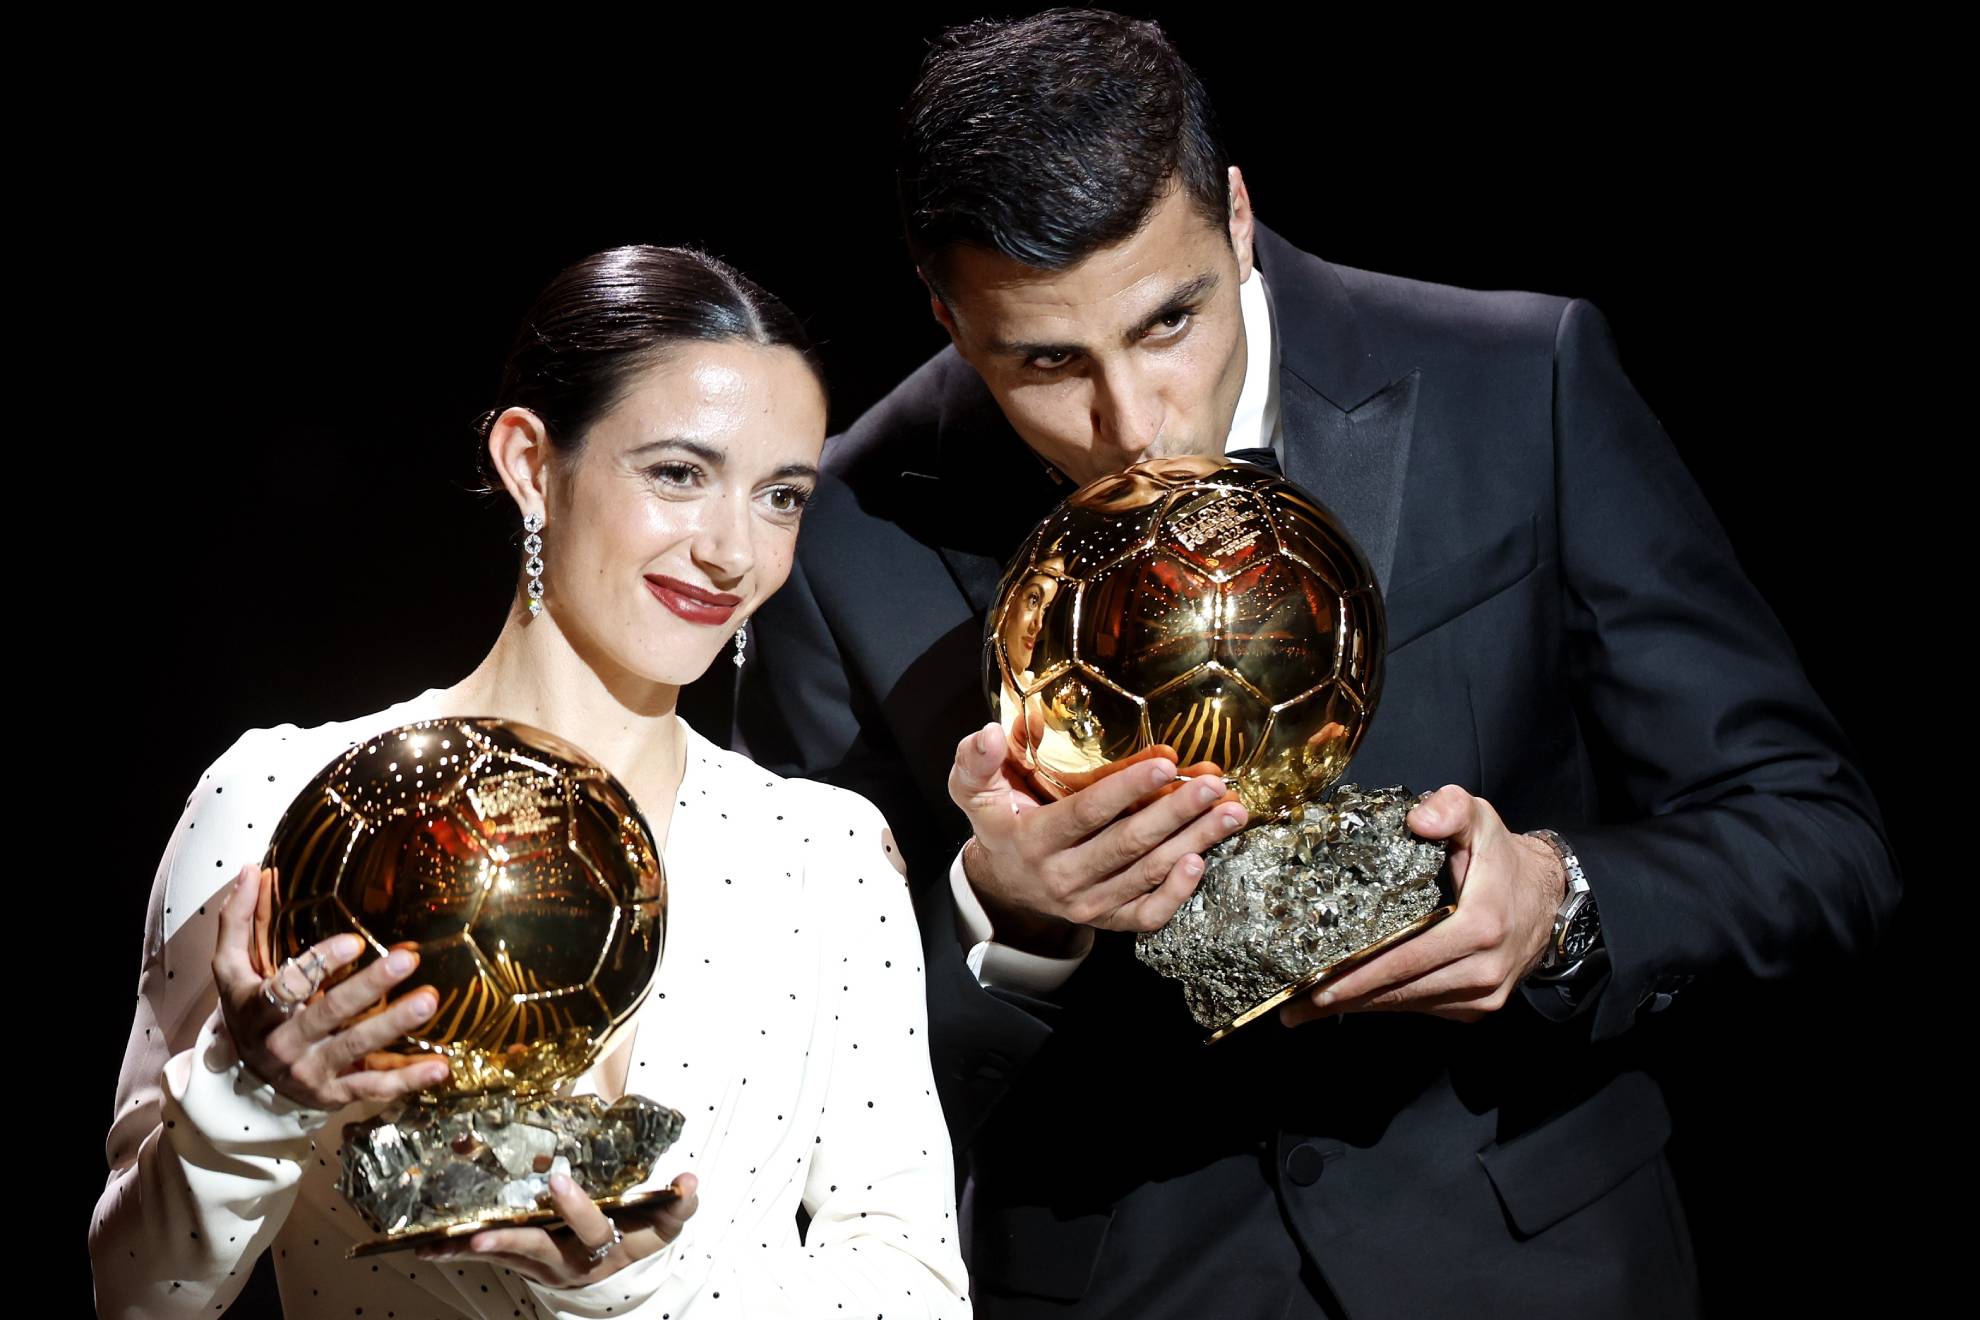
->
258, 975, 303, 1017
259, 951, 328, 1017
583, 1224, 624, 1265
282, 950, 328, 997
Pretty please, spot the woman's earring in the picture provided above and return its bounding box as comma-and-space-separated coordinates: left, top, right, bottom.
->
523, 512, 545, 617
732, 624, 748, 669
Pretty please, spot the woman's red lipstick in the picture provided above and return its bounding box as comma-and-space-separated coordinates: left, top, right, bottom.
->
645, 575, 742, 626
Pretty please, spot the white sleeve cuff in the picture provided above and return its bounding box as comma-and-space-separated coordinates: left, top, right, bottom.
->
173, 1006, 336, 1144
526, 1238, 679, 1314
948, 847, 1093, 995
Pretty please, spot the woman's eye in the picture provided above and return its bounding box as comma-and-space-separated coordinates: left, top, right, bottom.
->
647, 461, 703, 487
763, 485, 812, 515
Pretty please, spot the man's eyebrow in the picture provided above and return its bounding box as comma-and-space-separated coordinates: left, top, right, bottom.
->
990, 331, 1082, 359
988, 271, 1222, 358
1130, 272, 1219, 337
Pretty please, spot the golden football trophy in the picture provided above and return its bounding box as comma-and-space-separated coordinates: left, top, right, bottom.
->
261, 718, 685, 1255
985, 455, 1452, 1040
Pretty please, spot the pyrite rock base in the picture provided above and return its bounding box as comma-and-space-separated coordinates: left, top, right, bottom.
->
1136, 784, 1453, 1041
339, 1091, 686, 1256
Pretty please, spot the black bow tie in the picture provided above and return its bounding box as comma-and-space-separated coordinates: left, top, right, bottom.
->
1225, 446, 1281, 474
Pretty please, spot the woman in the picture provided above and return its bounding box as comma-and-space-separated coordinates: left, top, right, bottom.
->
90, 247, 970, 1319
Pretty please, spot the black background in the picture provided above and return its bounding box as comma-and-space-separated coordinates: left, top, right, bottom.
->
67, 11, 1935, 1315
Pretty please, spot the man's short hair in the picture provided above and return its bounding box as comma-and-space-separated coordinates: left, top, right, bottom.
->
898, 8, 1232, 296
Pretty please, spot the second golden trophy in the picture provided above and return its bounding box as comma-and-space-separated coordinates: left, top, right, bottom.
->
985, 455, 1452, 1040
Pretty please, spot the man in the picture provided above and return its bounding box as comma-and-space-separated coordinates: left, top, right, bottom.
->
696, 10, 1898, 1317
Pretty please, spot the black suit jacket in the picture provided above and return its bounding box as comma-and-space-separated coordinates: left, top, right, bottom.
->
691, 225, 1899, 1318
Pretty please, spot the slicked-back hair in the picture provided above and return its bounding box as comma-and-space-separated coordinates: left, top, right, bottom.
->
475, 245, 823, 489
898, 8, 1232, 295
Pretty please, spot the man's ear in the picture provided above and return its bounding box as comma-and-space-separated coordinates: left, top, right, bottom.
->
918, 267, 962, 346
1228, 165, 1257, 281
487, 406, 554, 525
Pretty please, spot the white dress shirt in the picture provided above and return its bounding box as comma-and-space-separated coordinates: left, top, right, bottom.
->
952, 266, 1284, 993
93, 689, 970, 1319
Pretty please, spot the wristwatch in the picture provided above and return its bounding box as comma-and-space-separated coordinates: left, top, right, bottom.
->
1524, 828, 1602, 983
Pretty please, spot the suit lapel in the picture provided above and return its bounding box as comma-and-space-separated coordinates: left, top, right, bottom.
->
1256, 225, 1421, 597
939, 545, 1010, 619
914, 365, 1070, 616
890, 462, 1004, 613
1278, 369, 1419, 597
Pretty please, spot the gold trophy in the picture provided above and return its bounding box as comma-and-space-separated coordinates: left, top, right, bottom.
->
985, 455, 1452, 1041
261, 717, 685, 1255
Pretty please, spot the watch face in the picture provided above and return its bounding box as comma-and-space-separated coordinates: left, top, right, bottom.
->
1562, 898, 1601, 962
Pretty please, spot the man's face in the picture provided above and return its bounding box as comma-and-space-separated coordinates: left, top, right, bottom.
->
930, 167, 1256, 489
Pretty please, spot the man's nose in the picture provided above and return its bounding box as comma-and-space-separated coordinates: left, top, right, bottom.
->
1091, 361, 1163, 455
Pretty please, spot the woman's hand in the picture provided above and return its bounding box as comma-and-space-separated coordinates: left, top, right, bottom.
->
415, 1172, 701, 1288
212, 863, 452, 1109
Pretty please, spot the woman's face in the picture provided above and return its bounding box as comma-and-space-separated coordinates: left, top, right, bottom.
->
539, 340, 827, 689
1002, 571, 1062, 675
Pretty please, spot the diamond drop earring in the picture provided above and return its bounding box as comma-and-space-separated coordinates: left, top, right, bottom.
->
732, 623, 748, 668
523, 512, 545, 617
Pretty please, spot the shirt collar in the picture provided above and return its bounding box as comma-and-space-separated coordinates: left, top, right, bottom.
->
1224, 265, 1282, 457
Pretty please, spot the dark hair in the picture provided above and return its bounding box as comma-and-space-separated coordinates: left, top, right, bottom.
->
898, 8, 1231, 295
476, 245, 823, 487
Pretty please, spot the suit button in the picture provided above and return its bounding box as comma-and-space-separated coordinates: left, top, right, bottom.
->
1285, 1143, 1326, 1187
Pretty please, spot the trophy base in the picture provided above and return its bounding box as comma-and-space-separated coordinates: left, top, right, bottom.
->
338, 1090, 686, 1251
1135, 784, 1453, 1043
1202, 904, 1456, 1043
345, 1183, 685, 1258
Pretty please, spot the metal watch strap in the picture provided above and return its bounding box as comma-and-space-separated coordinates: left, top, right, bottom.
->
1525, 827, 1595, 982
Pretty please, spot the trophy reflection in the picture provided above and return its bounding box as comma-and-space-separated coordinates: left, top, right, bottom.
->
983, 456, 1452, 1041
261, 718, 686, 1254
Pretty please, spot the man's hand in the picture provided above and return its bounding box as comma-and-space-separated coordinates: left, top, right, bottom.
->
948, 722, 1248, 954
1280, 785, 1566, 1026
